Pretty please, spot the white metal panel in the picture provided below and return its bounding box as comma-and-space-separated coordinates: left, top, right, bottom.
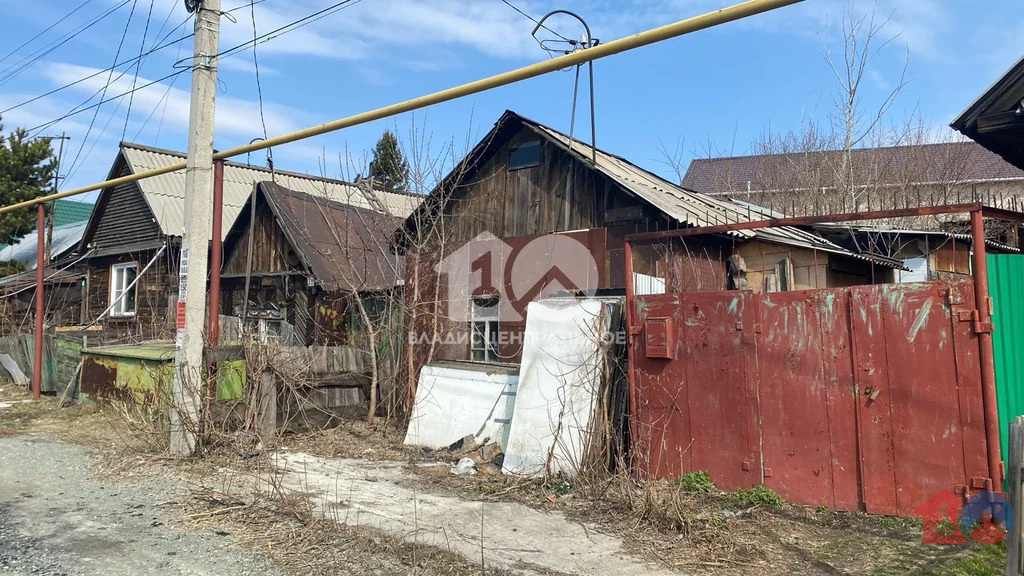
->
404, 363, 518, 450
502, 298, 616, 477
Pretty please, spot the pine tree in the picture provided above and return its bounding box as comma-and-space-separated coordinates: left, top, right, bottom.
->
368, 130, 409, 193
0, 119, 56, 245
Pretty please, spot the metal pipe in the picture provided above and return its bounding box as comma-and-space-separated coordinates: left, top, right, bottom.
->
0, 0, 805, 213
971, 209, 1003, 490
625, 203, 988, 242
32, 204, 44, 399
623, 236, 639, 472
208, 158, 224, 345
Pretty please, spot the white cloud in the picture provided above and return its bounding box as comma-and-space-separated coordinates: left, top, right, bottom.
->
40, 61, 308, 138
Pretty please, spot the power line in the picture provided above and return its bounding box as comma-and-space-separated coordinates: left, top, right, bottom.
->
499, 0, 574, 44
25, 0, 366, 133
2, 0, 803, 215
0, 18, 193, 117
217, 0, 364, 61
63, 0, 140, 180
250, 0, 269, 143
0, 0, 98, 67
123, 0, 157, 140
0, 0, 133, 88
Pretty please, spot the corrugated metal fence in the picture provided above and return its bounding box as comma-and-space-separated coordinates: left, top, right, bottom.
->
629, 279, 992, 516
989, 253, 1024, 476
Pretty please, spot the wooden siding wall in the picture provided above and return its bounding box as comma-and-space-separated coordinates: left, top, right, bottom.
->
930, 242, 972, 276
443, 127, 663, 245
84, 246, 179, 344
222, 201, 298, 276
631, 237, 729, 293
737, 241, 829, 292
90, 160, 161, 250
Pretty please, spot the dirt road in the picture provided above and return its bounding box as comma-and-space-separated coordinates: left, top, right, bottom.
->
0, 433, 281, 576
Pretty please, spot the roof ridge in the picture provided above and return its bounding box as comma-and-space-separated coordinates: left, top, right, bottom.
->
686, 140, 985, 165
120, 140, 421, 198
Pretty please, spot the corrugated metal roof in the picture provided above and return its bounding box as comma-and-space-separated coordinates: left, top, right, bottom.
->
0, 264, 84, 293
120, 143, 422, 240
519, 115, 902, 268
681, 141, 1024, 195
53, 199, 94, 227
813, 223, 1022, 254
258, 181, 404, 291
0, 221, 87, 267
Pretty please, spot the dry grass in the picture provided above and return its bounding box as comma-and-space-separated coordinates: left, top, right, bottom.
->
406, 453, 1003, 576
0, 383, 1002, 576
174, 455, 514, 576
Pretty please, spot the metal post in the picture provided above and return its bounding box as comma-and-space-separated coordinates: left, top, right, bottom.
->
171, 0, 220, 456
204, 158, 224, 420
32, 204, 44, 399
971, 209, 1003, 489
208, 158, 224, 345
623, 237, 638, 472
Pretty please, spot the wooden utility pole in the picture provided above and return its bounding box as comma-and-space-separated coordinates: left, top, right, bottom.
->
45, 133, 67, 263
171, 0, 220, 456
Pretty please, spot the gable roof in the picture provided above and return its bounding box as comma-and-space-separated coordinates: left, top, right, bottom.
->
951, 55, 1024, 170
86, 142, 422, 247
682, 141, 1024, 196
238, 181, 404, 292
401, 110, 901, 267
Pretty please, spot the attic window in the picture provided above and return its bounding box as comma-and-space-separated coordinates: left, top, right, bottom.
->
508, 140, 541, 170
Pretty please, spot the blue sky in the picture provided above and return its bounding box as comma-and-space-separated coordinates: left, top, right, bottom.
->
1, 0, 1022, 203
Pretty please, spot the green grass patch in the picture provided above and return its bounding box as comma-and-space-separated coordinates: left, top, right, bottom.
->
725, 484, 783, 510
677, 470, 716, 494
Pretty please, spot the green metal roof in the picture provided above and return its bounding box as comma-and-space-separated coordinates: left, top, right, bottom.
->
52, 199, 94, 227
82, 342, 175, 361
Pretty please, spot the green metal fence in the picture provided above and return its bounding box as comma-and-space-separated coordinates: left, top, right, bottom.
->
989, 253, 1024, 472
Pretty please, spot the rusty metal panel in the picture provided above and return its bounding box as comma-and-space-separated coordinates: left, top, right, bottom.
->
873, 283, 970, 515
627, 277, 988, 516
849, 288, 898, 515
758, 290, 858, 510
631, 293, 692, 478
947, 281, 991, 490
631, 292, 759, 489
680, 291, 759, 491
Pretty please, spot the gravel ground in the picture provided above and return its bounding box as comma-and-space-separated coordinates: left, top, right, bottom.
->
0, 433, 282, 576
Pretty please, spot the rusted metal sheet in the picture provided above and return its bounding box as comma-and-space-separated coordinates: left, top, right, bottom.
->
758, 290, 858, 510
849, 288, 898, 514
872, 283, 973, 515
630, 291, 759, 489
681, 292, 759, 491
629, 278, 992, 516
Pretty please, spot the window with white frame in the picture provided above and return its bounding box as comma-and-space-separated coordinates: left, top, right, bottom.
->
470, 295, 499, 363
109, 262, 138, 317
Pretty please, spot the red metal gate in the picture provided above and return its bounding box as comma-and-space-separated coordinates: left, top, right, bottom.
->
629, 280, 993, 516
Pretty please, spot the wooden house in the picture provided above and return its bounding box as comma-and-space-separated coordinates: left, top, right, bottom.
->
75, 142, 420, 344
398, 111, 901, 381
220, 181, 406, 345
